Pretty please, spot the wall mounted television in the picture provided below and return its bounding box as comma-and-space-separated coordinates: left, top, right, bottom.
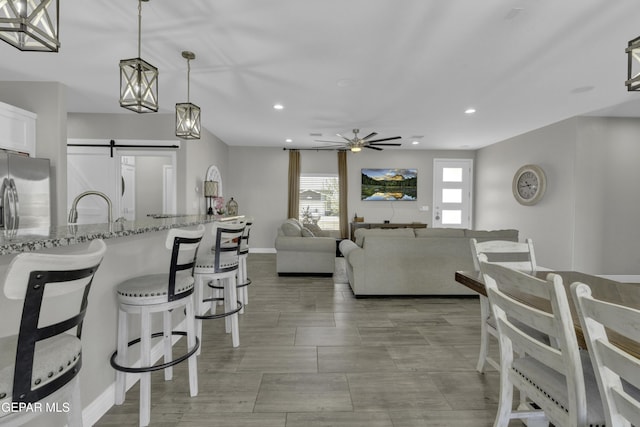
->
361, 168, 417, 201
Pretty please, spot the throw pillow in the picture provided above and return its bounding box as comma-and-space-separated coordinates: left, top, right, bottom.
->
304, 223, 324, 236
282, 220, 302, 237
301, 227, 315, 237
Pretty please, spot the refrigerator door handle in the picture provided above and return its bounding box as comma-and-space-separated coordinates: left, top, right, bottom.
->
2, 178, 11, 229
9, 179, 19, 229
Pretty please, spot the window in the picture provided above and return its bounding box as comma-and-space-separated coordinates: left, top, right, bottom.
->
299, 174, 340, 231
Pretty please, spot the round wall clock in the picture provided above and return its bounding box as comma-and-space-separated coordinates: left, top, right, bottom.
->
512, 164, 547, 206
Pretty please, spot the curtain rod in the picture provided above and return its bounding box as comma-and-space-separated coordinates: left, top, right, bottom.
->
282, 147, 346, 152
67, 139, 180, 157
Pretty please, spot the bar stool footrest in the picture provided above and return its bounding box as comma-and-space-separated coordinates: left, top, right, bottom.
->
196, 297, 243, 319
237, 277, 252, 288
110, 331, 200, 374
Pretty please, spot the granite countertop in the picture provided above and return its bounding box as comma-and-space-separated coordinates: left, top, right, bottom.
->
0, 215, 235, 255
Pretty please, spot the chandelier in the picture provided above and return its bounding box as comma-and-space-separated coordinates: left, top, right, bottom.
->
119, 0, 158, 113
0, 0, 59, 52
175, 51, 201, 139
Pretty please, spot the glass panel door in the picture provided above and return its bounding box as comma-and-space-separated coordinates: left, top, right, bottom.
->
433, 159, 473, 229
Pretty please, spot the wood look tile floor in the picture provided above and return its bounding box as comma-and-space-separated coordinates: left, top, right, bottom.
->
96, 254, 525, 427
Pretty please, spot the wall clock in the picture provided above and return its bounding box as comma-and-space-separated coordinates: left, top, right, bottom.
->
512, 164, 546, 206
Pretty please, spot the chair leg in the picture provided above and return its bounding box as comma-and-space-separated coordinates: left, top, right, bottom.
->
185, 297, 198, 397
228, 275, 240, 348
237, 262, 245, 314
224, 278, 232, 333
115, 307, 128, 405
139, 309, 152, 427
493, 372, 513, 427
477, 295, 491, 373
194, 274, 204, 356
163, 310, 173, 381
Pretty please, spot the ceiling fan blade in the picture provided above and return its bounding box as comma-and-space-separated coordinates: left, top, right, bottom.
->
314, 140, 345, 144
369, 142, 402, 146
336, 133, 353, 143
362, 132, 378, 140
364, 145, 383, 151
367, 136, 401, 143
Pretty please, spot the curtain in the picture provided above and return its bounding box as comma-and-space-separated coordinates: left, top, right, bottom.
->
338, 150, 348, 239
287, 149, 300, 219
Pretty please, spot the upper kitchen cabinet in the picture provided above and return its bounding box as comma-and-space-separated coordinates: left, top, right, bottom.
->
0, 101, 36, 157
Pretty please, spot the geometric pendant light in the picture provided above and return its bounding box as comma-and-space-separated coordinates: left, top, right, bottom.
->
175, 50, 201, 139
119, 0, 158, 113
626, 36, 640, 91
0, 0, 60, 52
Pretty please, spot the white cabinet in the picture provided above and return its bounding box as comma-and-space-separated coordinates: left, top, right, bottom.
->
0, 101, 36, 156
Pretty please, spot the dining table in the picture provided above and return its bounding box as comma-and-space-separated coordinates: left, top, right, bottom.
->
455, 269, 640, 358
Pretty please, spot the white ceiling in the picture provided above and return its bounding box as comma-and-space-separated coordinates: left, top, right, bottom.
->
2, 0, 640, 151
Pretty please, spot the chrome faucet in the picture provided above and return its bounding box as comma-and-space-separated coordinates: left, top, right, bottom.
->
68, 190, 113, 224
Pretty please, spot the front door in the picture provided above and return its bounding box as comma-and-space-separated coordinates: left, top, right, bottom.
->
432, 159, 473, 229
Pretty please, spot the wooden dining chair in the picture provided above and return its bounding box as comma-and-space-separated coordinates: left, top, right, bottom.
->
480, 260, 605, 427
470, 238, 536, 373
571, 282, 640, 427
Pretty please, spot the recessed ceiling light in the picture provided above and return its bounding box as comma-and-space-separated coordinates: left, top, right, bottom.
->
273, 103, 284, 110
412, 141, 420, 145
285, 138, 292, 143
465, 108, 476, 114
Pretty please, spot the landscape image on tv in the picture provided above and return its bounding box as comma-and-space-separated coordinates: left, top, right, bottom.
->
361, 168, 417, 201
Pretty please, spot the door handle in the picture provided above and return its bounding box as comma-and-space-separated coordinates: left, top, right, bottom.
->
9, 179, 19, 229
0, 178, 8, 228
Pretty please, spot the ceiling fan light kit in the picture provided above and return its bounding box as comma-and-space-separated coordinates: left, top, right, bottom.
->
626, 36, 640, 91
314, 128, 402, 152
119, 0, 159, 113
0, 0, 59, 52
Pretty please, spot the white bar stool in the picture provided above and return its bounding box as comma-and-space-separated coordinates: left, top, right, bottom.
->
0, 239, 106, 427
110, 226, 205, 427
193, 220, 244, 349
237, 217, 253, 313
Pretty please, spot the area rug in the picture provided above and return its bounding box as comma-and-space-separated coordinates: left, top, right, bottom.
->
333, 257, 349, 285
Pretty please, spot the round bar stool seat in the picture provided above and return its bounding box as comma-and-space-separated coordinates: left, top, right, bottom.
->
0, 239, 106, 427
110, 226, 205, 427
193, 220, 245, 350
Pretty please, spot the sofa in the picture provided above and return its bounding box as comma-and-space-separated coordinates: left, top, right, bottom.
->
275, 218, 336, 275
339, 227, 519, 296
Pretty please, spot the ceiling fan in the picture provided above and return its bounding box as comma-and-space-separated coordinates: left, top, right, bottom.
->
314, 129, 402, 152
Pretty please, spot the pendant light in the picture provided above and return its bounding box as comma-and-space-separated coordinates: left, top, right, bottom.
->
119, 0, 158, 113
0, 0, 60, 52
175, 51, 201, 139
626, 36, 640, 91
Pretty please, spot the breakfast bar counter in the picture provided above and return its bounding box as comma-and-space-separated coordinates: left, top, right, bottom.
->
0, 214, 234, 255
0, 215, 240, 426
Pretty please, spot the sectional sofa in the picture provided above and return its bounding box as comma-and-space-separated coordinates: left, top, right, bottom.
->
339, 227, 519, 296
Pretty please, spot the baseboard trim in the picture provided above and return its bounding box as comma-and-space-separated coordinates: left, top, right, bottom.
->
250, 248, 276, 254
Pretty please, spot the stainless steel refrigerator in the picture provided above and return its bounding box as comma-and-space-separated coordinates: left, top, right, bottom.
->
0, 152, 51, 230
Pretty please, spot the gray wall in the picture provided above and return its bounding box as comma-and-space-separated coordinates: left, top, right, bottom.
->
475, 116, 640, 275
